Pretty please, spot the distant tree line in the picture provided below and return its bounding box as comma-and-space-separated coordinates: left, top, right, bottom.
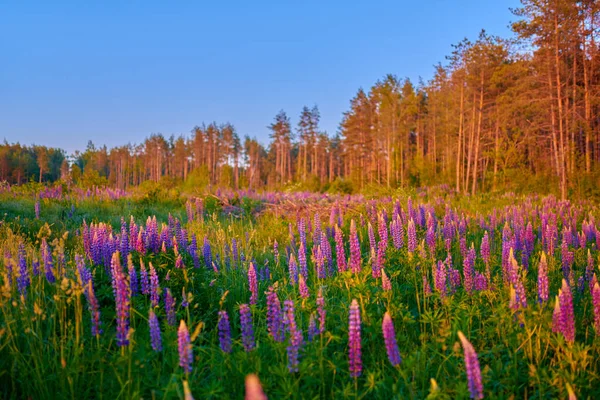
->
2, 1, 599, 198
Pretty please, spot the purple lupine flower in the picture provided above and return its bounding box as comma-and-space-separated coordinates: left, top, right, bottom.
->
474, 272, 487, 291
463, 244, 476, 294
34, 199, 40, 219
307, 313, 319, 342
76, 254, 92, 288
85, 281, 102, 337
149, 308, 162, 352
334, 225, 347, 273
457, 331, 484, 399
248, 262, 258, 305
349, 220, 361, 274
140, 259, 149, 295
284, 299, 302, 373
240, 304, 256, 352
423, 275, 432, 295
585, 249, 594, 286
218, 310, 233, 353
317, 287, 326, 334
203, 237, 212, 269
41, 238, 55, 284
149, 262, 160, 307
372, 242, 384, 279
273, 240, 279, 262
561, 237, 574, 281
298, 218, 307, 249
382, 312, 401, 366
178, 320, 193, 373
381, 269, 392, 291
127, 255, 138, 296
434, 260, 447, 297
426, 224, 436, 257
315, 246, 326, 279
538, 252, 549, 303
32, 258, 39, 276
288, 253, 298, 285
378, 213, 389, 250
313, 212, 322, 247
480, 231, 490, 266
113, 254, 131, 347
266, 286, 284, 342
368, 223, 376, 255
592, 282, 600, 335
165, 288, 176, 326
348, 299, 362, 378
321, 232, 334, 275
299, 274, 310, 299
407, 219, 417, 254
298, 242, 308, 278
17, 244, 29, 297
558, 279, 575, 343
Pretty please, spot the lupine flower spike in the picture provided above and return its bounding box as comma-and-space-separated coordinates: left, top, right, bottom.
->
457, 331, 484, 399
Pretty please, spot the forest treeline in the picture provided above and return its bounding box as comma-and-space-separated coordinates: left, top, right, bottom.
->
2, 1, 600, 198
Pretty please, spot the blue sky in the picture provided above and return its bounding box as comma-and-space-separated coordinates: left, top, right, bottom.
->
0, 0, 521, 155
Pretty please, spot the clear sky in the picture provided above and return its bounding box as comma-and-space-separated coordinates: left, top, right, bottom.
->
0, 0, 521, 155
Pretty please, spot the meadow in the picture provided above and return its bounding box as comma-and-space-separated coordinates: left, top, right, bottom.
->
1, 184, 599, 399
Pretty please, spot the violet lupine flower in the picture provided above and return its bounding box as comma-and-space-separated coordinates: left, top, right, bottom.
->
474, 272, 487, 291
288, 253, 298, 285
315, 246, 326, 279
32, 258, 39, 277
149, 262, 160, 307
266, 286, 284, 342
407, 219, 417, 254
284, 300, 302, 373
426, 224, 436, 257
273, 240, 279, 262
378, 213, 389, 250
463, 244, 476, 294
381, 269, 392, 291
178, 320, 193, 373
423, 275, 432, 295
313, 212, 322, 247
308, 313, 319, 342
41, 238, 55, 284
203, 237, 212, 269
334, 225, 348, 273
240, 304, 256, 352
149, 308, 162, 352
299, 274, 310, 299
248, 262, 258, 304
298, 218, 307, 249
538, 252, 549, 303
480, 231, 490, 266
457, 331, 484, 399
114, 256, 131, 347
321, 232, 334, 275
591, 282, 600, 335
561, 237, 574, 281
165, 288, 176, 326
368, 223, 377, 255
348, 299, 362, 378
140, 259, 149, 295
382, 312, 401, 366
556, 279, 575, 343
434, 260, 447, 297
76, 254, 92, 288
218, 310, 233, 353
585, 249, 594, 286
85, 281, 102, 337
349, 220, 362, 274
127, 255, 138, 296
298, 242, 308, 278
317, 288, 326, 334
17, 244, 29, 297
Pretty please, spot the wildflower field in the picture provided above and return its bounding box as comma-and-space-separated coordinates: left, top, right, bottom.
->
1, 185, 600, 399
